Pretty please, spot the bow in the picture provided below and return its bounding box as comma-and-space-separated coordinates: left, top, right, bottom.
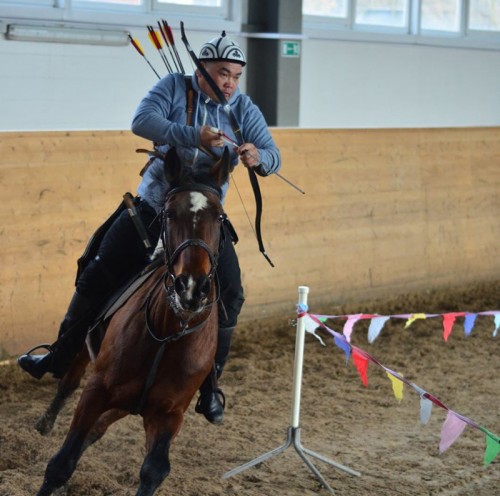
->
180, 21, 274, 267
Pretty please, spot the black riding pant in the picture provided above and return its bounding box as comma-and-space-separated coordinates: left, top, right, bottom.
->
216, 226, 245, 329
76, 198, 245, 329
76, 198, 161, 302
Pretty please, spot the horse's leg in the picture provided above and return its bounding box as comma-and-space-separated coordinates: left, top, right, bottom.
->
135, 409, 184, 496
36, 348, 91, 435
35, 378, 107, 496
82, 408, 128, 451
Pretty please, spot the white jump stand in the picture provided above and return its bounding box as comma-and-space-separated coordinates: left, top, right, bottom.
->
223, 286, 361, 493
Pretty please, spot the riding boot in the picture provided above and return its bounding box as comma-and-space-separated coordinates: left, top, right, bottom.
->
195, 365, 225, 425
18, 291, 95, 380
195, 327, 234, 424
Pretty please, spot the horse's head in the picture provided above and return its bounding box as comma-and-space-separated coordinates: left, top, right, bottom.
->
161, 147, 231, 315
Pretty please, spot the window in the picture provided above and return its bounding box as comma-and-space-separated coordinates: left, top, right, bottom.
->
303, 0, 348, 18
73, 0, 222, 6
76, 0, 142, 4
469, 0, 500, 31
302, 0, 500, 49
157, 0, 222, 4
0, 0, 235, 32
421, 0, 461, 32
356, 0, 408, 29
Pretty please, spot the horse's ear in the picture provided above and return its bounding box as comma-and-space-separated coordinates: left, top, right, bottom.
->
164, 147, 182, 183
212, 146, 231, 187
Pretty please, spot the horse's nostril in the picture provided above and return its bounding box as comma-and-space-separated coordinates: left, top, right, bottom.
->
199, 276, 211, 297
174, 274, 211, 312
174, 275, 188, 296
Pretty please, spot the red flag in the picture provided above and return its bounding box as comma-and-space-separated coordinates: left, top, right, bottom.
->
352, 350, 369, 387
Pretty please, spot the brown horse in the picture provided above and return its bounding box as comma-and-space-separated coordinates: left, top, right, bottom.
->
34, 147, 231, 496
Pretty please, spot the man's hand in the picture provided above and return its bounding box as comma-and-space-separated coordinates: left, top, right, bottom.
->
200, 125, 224, 148
238, 143, 260, 169
200, 126, 260, 169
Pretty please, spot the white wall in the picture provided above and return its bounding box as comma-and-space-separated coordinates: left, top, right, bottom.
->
1, 31, 500, 131
0, 30, 222, 131
300, 39, 500, 128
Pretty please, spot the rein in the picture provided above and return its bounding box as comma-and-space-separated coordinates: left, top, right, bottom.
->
143, 268, 219, 345
180, 22, 274, 267
133, 184, 222, 415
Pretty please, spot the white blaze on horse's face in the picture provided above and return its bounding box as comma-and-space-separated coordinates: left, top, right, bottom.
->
184, 275, 196, 303
171, 191, 211, 313
189, 192, 208, 228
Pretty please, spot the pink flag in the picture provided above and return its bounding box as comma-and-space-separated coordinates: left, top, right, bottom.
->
440, 411, 467, 453
343, 314, 362, 342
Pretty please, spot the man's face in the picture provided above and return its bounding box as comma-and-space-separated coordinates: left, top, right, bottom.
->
197, 61, 244, 101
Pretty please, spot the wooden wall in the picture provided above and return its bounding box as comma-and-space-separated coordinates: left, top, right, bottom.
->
1, 128, 499, 356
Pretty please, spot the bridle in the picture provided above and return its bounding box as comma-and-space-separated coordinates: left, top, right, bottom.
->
161, 183, 224, 288
144, 183, 226, 343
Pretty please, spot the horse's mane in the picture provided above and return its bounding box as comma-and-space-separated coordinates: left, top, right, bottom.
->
168, 163, 223, 197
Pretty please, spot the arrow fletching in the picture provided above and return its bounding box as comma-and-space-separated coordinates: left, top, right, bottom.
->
128, 32, 161, 79
162, 19, 174, 45
147, 26, 162, 49
158, 20, 170, 46
128, 34, 145, 56
163, 20, 185, 74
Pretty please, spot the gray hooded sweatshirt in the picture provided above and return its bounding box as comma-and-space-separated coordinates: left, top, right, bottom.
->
131, 72, 281, 212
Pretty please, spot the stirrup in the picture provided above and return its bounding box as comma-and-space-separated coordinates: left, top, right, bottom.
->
195, 388, 226, 410
195, 388, 226, 424
214, 388, 226, 409
23, 343, 53, 355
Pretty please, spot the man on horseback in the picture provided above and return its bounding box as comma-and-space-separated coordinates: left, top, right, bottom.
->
18, 30, 281, 425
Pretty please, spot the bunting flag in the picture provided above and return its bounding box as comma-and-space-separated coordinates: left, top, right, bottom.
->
368, 316, 390, 343
440, 411, 468, 453
352, 350, 369, 386
386, 372, 404, 402
311, 310, 500, 343
482, 429, 500, 465
301, 309, 500, 467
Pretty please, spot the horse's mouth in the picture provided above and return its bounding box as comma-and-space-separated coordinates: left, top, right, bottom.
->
170, 293, 209, 316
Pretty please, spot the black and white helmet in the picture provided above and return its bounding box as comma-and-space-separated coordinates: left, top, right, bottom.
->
199, 31, 246, 66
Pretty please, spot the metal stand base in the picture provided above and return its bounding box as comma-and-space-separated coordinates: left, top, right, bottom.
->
222, 426, 361, 494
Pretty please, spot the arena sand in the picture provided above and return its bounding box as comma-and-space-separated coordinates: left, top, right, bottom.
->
1, 281, 499, 495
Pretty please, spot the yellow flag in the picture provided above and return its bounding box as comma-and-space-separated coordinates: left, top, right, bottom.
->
386, 372, 404, 402
405, 313, 427, 328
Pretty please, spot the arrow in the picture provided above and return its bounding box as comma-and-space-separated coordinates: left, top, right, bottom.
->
147, 25, 173, 73
158, 20, 182, 74
162, 19, 185, 74
128, 33, 161, 80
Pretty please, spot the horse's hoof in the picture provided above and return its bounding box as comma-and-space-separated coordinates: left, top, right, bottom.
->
36, 414, 55, 436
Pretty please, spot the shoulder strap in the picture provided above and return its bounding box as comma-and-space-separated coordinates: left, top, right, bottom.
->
184, 75, 194, 126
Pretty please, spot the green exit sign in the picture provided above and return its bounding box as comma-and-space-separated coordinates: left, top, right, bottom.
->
282, 41, 300, 58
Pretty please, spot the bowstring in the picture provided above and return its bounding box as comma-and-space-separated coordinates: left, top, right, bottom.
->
230, 172, 257, 240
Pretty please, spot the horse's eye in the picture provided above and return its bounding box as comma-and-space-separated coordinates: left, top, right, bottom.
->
165, 210, 174, 220
218, 214, 226, 223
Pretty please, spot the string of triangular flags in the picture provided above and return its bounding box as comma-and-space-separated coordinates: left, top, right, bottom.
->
298, 305, 500, 467
308, 310, 500, 344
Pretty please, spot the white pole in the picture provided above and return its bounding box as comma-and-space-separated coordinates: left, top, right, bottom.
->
291, 286, 309, 428
222, 284, 360, 486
